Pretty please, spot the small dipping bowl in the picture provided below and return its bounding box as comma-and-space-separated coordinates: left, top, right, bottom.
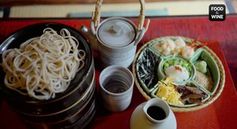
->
158, 56, 196, 85
99, 65, 134, 112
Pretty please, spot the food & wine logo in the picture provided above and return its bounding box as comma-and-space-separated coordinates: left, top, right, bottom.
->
209, 4, 226, 21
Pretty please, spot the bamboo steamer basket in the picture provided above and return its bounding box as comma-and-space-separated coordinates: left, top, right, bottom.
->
132, 36, 226, 112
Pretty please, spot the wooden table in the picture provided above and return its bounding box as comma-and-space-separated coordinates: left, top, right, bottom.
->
0, 15, 237, 129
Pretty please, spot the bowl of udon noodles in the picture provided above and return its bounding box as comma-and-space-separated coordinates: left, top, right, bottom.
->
0, 23, 94, 117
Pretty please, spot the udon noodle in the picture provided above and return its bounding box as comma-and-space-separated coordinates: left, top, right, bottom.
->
1, 28, 86, 100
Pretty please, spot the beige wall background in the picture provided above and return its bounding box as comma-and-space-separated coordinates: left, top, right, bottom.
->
0, 0, 235, 18
0, 0, 202, 5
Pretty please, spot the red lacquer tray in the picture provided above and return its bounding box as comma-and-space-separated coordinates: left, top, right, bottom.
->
0, 16, 237, 129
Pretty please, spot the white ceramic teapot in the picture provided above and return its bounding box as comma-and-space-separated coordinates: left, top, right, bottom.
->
81, 0, 150, 67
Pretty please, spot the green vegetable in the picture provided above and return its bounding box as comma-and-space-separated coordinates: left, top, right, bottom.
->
195, 60, 207, 73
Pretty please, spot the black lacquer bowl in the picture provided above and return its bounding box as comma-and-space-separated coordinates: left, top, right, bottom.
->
0, 23, 95, 116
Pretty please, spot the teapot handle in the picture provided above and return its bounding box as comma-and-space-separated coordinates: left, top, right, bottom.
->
92, 0, 102, 28
134, 19, 150, 46
91, 0, 150, 32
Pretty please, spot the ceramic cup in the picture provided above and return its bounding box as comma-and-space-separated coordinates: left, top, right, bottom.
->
99, 65, 134, 112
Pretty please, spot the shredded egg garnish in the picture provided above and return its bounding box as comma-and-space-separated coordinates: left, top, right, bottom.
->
156, 78, 183, 105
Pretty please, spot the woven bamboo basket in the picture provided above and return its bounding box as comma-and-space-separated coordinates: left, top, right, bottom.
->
132, 36, 226, 112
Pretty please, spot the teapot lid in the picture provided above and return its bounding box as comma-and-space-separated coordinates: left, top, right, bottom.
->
97, 18, 136, 47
